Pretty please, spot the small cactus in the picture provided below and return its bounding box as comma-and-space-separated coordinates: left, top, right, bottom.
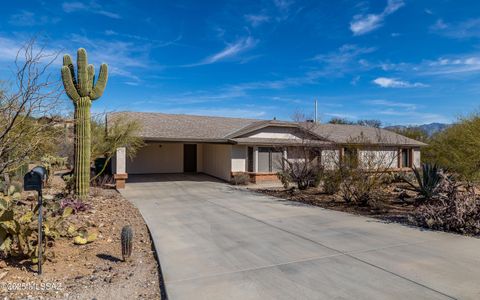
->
121, 225, 133, 261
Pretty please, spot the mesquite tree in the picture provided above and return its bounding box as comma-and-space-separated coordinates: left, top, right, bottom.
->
61, 48, 108, 199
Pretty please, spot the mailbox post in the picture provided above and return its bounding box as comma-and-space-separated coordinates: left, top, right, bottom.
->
23, 166, 47, 275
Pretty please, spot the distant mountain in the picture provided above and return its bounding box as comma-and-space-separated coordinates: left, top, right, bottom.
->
385, 123, 450, 136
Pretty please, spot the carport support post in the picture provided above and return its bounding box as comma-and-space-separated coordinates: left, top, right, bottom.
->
114, 147, 128, 189
253, 146, 258, 173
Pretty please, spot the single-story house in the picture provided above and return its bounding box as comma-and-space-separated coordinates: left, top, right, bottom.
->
107, 111, 426, 188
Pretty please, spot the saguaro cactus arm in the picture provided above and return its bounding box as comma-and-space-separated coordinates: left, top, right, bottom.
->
90, 64, 108, 100
61, 66, 80, 102
63, 55, 77, 86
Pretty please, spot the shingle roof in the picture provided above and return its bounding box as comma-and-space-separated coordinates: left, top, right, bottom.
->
311, 124, 426, 146
107, 111, 257, 141
107, 111, 426, 147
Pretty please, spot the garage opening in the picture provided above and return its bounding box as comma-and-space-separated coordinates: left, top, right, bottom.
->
184, 144, 197, 172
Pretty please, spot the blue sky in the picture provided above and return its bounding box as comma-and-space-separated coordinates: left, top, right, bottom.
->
1, 0, 480, 125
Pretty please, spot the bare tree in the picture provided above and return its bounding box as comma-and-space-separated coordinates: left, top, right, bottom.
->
0, 39, 63, 182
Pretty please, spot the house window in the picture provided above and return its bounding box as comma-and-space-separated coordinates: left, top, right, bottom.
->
343, 147, 358, 168
401, 148, 410, 168
247, 147, 254, 172
258, 147, 283, 172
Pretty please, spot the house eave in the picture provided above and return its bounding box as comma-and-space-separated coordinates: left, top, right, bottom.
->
141, 137, 232, 144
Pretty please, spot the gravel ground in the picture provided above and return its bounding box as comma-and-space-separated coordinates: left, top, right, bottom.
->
0, 184, 163, 300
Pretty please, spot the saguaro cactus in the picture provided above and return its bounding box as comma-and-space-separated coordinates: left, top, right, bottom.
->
61, 48, 108, 199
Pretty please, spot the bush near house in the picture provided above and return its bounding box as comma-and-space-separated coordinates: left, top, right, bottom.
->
231, 172, 251, 185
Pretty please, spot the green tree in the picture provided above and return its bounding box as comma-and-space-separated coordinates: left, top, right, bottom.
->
356, 119, 382, 128
423, 113, 480, 181
328, 118, 355, 125
90, 116, 144, 181
389, 127, 430, 143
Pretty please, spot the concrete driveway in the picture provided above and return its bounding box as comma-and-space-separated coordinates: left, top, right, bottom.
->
121, 174, 480, 300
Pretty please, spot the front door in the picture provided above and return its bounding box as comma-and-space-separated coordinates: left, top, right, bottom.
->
183, 144, 197, 172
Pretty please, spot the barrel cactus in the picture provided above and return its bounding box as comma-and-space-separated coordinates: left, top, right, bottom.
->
121, 225, 133, 261
61, 48, 108, 199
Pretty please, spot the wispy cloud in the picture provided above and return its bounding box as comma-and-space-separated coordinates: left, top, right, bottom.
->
62, 1, 121, 19
68, 34, 156, 84
156, 108, 267, 119
376, 110, 449, 124
312, 44, 376, 75
9, 10, 60, 26
184, 37, 257, 67
273, 0, 294, 11
365, 99, 417, 110
350, 0, 404, 36
0, 37, 26, 62
244, 14, 271, 27
0, 36, 61, 66
364, 99, 449, 124
372, 77, 428, 88
422, 56, 480, 75
104, 30, 183, 47
430, 18, 480, 39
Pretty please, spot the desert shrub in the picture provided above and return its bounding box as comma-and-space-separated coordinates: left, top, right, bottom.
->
322, 170, 342, 195
62, 174, 75, 195
282, 159, 320, 190
405, 163, 447, 202
230, 173, 250, 185
423, 113, 480, 181
335, 160, 386, 206
276, 171, 291, 189
414, 180, 480, 235
90, 174, 115, 188
380, 171, 412, 184
339, 170, 380, 205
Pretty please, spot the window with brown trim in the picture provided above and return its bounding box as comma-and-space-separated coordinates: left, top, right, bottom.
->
258, 147, 283, 172
401, 148, 410, 168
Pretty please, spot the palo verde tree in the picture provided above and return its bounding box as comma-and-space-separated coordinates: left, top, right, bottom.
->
61, 48, 108, 199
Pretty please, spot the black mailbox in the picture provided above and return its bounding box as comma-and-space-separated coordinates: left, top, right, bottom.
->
24, 166, 48, 192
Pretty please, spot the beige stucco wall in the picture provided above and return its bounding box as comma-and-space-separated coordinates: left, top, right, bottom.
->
231, 145, 246, 172
358, 148, 398, 169
321, 149, 340, 169
202, 144, 232, 181
126, 143, 184, 174
413, 148, 421, 168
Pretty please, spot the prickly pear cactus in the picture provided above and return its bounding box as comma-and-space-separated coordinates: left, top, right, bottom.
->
121, 225, 133, 261
61, 48, 108, 199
